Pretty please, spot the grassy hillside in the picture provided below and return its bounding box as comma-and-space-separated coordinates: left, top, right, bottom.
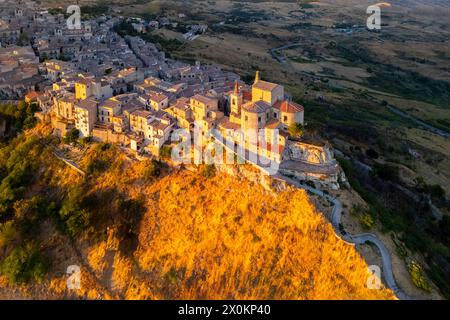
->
0, 124, 394, 299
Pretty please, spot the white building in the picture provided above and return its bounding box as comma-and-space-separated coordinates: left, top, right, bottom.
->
74, 98, 98, 137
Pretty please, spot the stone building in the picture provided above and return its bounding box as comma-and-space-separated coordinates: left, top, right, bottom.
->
74, 98, 98, 138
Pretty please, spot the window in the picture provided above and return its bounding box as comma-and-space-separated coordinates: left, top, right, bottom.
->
283, 116, 288, 122
245, 116, 248, 121
258, 116, 261, 123
274, 112, 277, 118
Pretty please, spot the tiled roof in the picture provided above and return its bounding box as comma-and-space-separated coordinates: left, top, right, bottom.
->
264, 119, 281, 130
273, 100, 304, 113
218, 118, 241, 130
76, 98, 97, 110
253, 80, 280, 92
259, 142, 284, 155
25, 91, 39, 100
101, 99, 121, 109
131, 109, 153, 119
147, 92, 168, 103
242, 90, 252, 102
149, 120, 172, 131
191, 94, 216, 105
242, 100, 271, 113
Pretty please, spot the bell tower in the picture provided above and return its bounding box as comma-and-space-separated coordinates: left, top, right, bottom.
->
230, 80, 243, 116
254, 70, 260, 84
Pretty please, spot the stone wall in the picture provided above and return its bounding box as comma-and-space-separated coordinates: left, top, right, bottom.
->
214, 163, 287, 194
279, 168, 341, 190
283, 141, 334, 165
92, 128, 129, 145
51, 116, 72, 138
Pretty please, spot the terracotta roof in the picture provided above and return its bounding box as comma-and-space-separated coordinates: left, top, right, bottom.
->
149, 120, 172, 131
147, 92, 168, 103
59, 93, 76, 103
172, 97, 190, 109
259, 142, 284, 155
242, 90, 252, 102
253, 80, 280, 92
218, 119, 241, 130
131, 109, 153, 119
191, 94, 217, 105
25, 91, 39, 100
101, 99, 121, 109
242, 100, 271, 113
76, 78, 93, 86
273, 100, 304, 113
76, 98, 97, 110
264, 119, 281, 130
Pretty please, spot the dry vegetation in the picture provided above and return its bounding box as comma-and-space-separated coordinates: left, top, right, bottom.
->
133, 170, 393, 299
0, 125, 394, 299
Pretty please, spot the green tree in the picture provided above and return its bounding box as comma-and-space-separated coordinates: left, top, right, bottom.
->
202, 164, 216, 179
143, 159, 163, 180
408, 261, 432, 293
288, 123, 304, 138
17, 32, 29, 46
373, 163, 399, 182
63, 128, 80, 145
0, 242, 48, 284
59, 187, 91, 237
160, 145, 172, 160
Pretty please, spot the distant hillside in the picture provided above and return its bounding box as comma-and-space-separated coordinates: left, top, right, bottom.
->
0, 124, 394, 299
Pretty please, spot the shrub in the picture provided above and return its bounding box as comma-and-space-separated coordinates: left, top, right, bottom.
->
408, 261, 432, 293
59, 187, 91, 237
0, 242, 48, 284
0, 221, 16, 249
305, 180, 315, 188
201, 164, 216, 179
439, 216, 450, 242
366, 148, 379, 159
160, 145, 172, 160
86, 158, 108, 175
415, 177, 446, 198
0, 158, 35, 217
288, 123, 304, 138
165, 267, 178, 285
143, 159, 162, 180
80, 137, 92, 146
0, 101, 37, 136
63, 128, 80, 145
360, 213, 375, 230
428, 184, 445, 198
350, 204, 363, 216
373, 163, 399, 182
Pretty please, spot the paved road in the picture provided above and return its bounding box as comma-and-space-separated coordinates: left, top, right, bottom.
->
368, 95, 450, 139
210, 132, 410, 299
270, 42, 302, 64
386, 105, 450, 138
274, 174, 410, 300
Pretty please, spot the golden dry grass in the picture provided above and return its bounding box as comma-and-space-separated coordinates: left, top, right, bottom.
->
126, 169, 395, 300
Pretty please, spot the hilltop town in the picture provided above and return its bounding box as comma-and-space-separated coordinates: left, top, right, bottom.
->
1, 0, 449, 302
0, 0, 342, 189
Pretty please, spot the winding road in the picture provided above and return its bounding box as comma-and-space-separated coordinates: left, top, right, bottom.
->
210, 131, 409, 299
274, 174, 409, 300
367, 96, 450, 139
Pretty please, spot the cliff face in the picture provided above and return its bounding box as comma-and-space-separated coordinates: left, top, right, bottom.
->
133, 171, 393, 299
0, 128, 394, 299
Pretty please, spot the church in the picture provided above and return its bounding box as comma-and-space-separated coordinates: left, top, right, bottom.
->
218, 71, 305, 162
